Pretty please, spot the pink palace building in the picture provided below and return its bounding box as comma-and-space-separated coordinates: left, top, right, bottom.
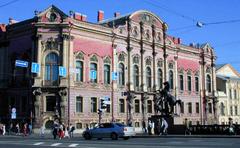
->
0, 5, 217, 131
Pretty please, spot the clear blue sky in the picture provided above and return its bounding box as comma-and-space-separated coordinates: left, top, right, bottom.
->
1, 0, 240, 72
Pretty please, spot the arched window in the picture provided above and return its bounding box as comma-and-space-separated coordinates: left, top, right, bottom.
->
169, 70, 174, 89
195, 77, 199, 92
133, 65, 139, 88
76, 61, 83, 82
45, 52, 59, 85
157, 69, 163, 89
179, 75, 184, 91
187, 76, 192, 91
118, 63, 125, 85
104, 64, 110, 84
146, 67, 151, 88
206, 74, 211, 92
90, 63, 97, 83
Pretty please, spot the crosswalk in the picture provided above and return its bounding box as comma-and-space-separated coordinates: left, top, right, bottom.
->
32, 142, 80, 147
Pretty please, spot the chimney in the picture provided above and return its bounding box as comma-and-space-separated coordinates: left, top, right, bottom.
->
0, 24, 6, 32
81, 14, 87, 22
177, 38, 181, 44
98, 10, 104, 22
114, 12, 120, 18
73, 12, 82, 21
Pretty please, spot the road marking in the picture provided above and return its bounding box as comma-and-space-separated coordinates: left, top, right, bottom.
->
51, 143, 62, 146
68, 144, 79, 147
33, 142, 44, 145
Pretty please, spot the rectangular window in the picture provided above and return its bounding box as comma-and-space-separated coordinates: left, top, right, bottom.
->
230, 106, 233, 116
134, 100, 140, 113
234, 90, 237, 99
188, 102, 192, 114
208, 103, 212, 114
91, 97, 97, 113
46, 96, 56, 112
196, 102, 199, 114
229, 89, 232, 99
235, 106, 238, 115
180, 102, 184, 113
179, 75, 184, 91
76, 96, 83, 113
147, 100, 152, 113
119, 99, 125, 113
76, 61, 83, 82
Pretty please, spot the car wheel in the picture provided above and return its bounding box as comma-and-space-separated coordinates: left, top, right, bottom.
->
111, 133, 118, 140
84, 133, 91, 140
123, 137, 129, 140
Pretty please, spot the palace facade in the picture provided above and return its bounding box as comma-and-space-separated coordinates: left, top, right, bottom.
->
0, 5, 217, 131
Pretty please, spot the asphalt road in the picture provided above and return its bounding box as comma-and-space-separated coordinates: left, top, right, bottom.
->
0, 135, 240, 148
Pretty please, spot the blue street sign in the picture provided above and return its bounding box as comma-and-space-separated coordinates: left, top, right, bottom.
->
90, 70, 97, 79
15, 60, 28, 68
31, 62, 40, 73
59, 66, 67, 77
112, 72, 118, 80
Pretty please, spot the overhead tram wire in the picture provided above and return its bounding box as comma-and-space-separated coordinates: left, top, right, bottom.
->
142, 0, 199, 23
0, 0, 20, 8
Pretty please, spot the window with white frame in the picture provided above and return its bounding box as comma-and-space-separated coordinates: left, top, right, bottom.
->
118, 63, 125, 86
76, 96, 83, 113
119, 99, 125, 113
90, 63, 97, 83
146, 67, 152, 88
91, 97, 97, 113
76, 61, 83, 82
134, 99, 140, 113
104, 64, 110, 84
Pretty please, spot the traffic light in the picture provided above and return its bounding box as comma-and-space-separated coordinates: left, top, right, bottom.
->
100, 98, 107, 110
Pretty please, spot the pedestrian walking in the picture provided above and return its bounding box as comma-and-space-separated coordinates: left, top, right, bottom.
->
28, 123, 32, 135
64, 126, 70, 138
69, 124, 75, 138
159, 118, 168, 135
23, 123, 27, 136
184, 118, 191, 135
2, 124, 6, 135
58, 124, 64, 139
16, 123, 20, 135
52, 124, 58, 140
40, 125, 45, 138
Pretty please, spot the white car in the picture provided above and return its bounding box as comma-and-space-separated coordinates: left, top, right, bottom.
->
82, 123, 135, 140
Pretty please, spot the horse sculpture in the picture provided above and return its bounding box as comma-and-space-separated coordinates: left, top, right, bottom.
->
154, 82, 182, 116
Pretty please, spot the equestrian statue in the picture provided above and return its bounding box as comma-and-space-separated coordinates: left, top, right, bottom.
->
154, 81, 182, 116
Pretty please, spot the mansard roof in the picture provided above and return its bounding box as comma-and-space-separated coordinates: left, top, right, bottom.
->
99, 10, 167, 29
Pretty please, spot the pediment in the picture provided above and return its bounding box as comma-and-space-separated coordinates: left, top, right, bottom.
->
216, 64, 240, 78
37, 5, 68, 23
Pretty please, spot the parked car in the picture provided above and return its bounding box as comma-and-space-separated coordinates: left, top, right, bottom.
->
82, 123, 135, 140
